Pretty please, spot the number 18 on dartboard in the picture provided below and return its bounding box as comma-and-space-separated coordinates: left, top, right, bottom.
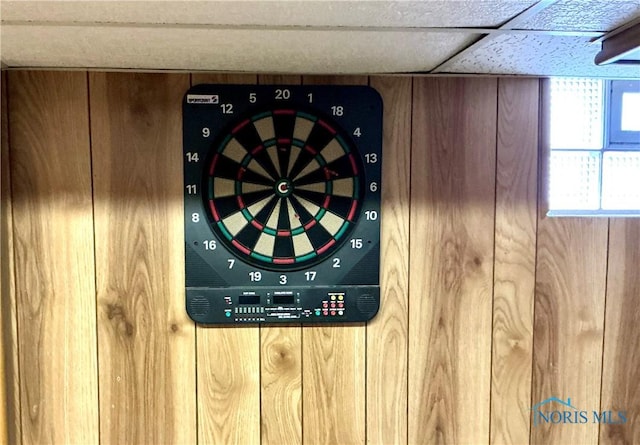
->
182, 84, 383, 325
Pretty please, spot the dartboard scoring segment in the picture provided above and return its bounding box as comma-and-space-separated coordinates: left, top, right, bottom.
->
183, 85, 382, 324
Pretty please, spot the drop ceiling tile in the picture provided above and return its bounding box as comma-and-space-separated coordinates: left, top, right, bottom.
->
515, 0, 640, 32
0, 25, 478, 73
443, 33, 640, 78
1, 0, 536, 28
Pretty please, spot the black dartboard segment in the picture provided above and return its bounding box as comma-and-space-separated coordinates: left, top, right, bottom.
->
183, 84, 382, 324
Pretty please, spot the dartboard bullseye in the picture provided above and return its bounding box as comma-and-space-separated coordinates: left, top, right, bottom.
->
183, 84, 382, 325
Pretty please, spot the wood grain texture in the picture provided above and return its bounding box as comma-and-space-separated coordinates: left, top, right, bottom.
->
90, 72, 196, 444
490, 78, 538, 445
192, 72, 262, 445
6, 70, 640, 445
302, 75, 367, 445
0, 72, 7, 445
600, 219, 640, 445
409, 77, 497, 445
366, 76, 411, 445
8, 70, 99, 445
258, 74, 303, 445
531, 217, 608, 445
260, 326, 302, 445
1, 70, 22, 445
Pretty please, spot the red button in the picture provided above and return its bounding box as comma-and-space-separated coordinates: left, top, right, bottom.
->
330, 310, 336, 316
338, 302, 344, 308
323, 310, 329, 316
323, 303, 328, 308
330, 302, 336, 308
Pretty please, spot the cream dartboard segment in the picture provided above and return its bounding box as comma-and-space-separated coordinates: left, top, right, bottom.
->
183, 85, 382, 324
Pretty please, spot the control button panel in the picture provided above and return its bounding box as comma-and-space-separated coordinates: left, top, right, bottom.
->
186, 286, 379, 324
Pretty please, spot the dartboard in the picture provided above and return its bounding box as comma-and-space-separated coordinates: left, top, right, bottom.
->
183, 84, 382, 325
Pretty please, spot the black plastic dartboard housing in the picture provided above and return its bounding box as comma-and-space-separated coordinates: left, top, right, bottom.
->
183, 84, 382, 324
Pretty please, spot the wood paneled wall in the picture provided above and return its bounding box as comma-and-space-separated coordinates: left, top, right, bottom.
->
1, 71, 639, 445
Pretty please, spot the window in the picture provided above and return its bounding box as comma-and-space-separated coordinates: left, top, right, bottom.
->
546, 78, 640, 216
610, 80, 640, 143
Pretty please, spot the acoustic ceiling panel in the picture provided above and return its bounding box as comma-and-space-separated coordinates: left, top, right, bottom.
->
1, 1, 536, 28
515, 0, 640, 32
0, 25, 478, 74
442, 33, 640, 78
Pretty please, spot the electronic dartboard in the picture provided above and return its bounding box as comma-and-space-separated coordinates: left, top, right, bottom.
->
183, 84, 382, 324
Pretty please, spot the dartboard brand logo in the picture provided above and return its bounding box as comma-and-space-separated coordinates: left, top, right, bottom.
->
186, 94, 219, 104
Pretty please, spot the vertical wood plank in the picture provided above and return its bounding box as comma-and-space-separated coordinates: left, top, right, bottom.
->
192, 73, 262, 445
259, 325, 302, 445
258, 74, 303, 445
600, 219, 640, 445
531, 217, 607, 445
90, 72, 196, 444
0, 70, 8, 445
302, 75, 368, 445
366, 76, 411, 445
8, 71, 99, 445
409, 77, 496, 444
490, 78, 538, 445
2, 70, 22, 445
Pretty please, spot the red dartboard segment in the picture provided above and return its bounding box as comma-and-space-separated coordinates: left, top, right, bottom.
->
349, 153, 358, 174
318, 119, 337, 134
209, 153, 219, 175
232, 118, 251, 134
347, 200, 358, 221
273, 109, 295, 115
231, 239, 251, 255
273, 258, 295, 265
316, 239, 336, 255
209, 200, 220, 221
